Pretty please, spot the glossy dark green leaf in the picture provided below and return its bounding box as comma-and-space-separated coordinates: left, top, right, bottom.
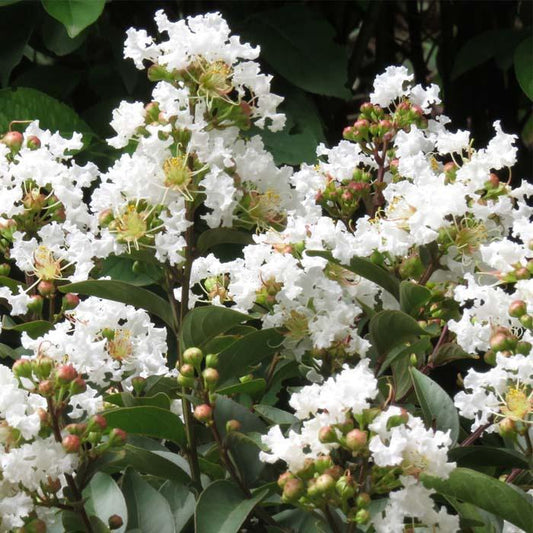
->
378, 337, 431, 376
195, 480, 268, 533
104, 392, 171, 410
42, 0, 105, 38
103, 406, 186, 448
307, 250, 400, 300
422, 468, 533, 532
217, 328, 284, 384
410, 367, 460, 445
121, 469, 176, 533
196, 228, 253, 253
59, 280, 174, 329
446, 496, 503, 533
82, 472, 127, 533
253, 84, 326, 165
180, 306, 250, 350
1, 318, 53, 339
0, 87, 93, 139
432, 342, 478, 366
273, 509, 329, 532
159, 480, 195, 532
99, 255, 162, 286
0, 275, 23, 292
0, 3, 38, 87
216, 379, 266, 397
241, 5, 350, 98
449, 446, 529, 469
370, 310, 429, 357
253, 404, 298, 426
120, 445, 191, 485
42, 15, 87, 56
399, 281, 431, 317
514, 36, 533, 100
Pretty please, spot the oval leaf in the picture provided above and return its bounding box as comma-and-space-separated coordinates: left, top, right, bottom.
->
121, 469, 176, 533
514, 36, 533, 100
422, 468, 533, 532
370, 310, 429, 357
410, 367, 460, 445
59, 280, 175, 329
196, 228, 254, 253
159, 480, 195, 532
180, 306, 250, 350
449, 446, 529, 469
42, 0, 105, 38
82, 472, 127, 533
195, 480, 268, 533
104, 406, 186, 448
399, 281, 431, 317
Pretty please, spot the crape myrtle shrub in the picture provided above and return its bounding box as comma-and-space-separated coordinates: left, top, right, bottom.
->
0, 4, 532, 533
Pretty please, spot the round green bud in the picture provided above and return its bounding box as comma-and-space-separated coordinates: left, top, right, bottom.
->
205, 353, 219, 368
345, 429, 368, 452
183, 347, 203, 367
282, 478, 304, 502
193, 404, 213, 423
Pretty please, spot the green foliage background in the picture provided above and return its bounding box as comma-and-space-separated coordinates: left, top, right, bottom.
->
0, 0, 531, 177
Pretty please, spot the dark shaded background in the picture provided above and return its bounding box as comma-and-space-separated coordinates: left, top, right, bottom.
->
1, 0, 531, 178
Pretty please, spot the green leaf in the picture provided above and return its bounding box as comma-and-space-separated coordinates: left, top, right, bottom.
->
59, 280, 175, 329
121, 469, 176, 533
1, 318, 53, 339
83, 472, 127, 533
307, 250, 400, 300
514, 36, 533, 101
217, 328, 284, 384
422, 468, 533, 532
42, 14, 87, 56
103, 406, 186, 448
196, 228, 253, 253
159, 481, 195, 532
378, 337, 431, 376
99, 255, 162, 286
216, 379, 266, 397
195, 480, 268, 533
42, 0, 105, 38
370, 310, 429, 357
449, 446, 529, 469
253, 84, 326, 165
241, 5, 350, 99
180, 306, 250, 350
121, 445, 191, 485
0, 343, 18, 359
0, 87, 93, 140
0, 3, 38, 87
104, 392, 171, 410
432, 342, 478, 366
273, 509, 329, 532
410, 367, 460, 445
253, 404, 298, 426
446, 497, 503, 533
0, 275, 23, 293
399, 281, 431, 317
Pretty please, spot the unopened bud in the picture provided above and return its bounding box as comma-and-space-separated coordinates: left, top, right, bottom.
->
519, 314, 533, 330
336, 475, 355, 499
202, 367, 219, 388
318, 425, 337, 444
355, 509, 370, 525
516, 341, 532, 355
205, 353, 219, 368
70, 376, 87, 395
193, 404, 212, 423
20, 519, 47, 533
356, 492, 371, 507
499, 418, 516, 438
27, 294, 44, 313
38, 379, 55, 397
282, 478, 304, 502
109, 428, 127, 446
180, 363, 195, 377
314, 473, 335, 494
183, 347, 203, 367
345, 429, 367, 452
490, 332, 510, 352
88, 414, 107, 432
98, 209, 114, 227
37, 280, 55, 297
2, 131, 23, 152
108, 515, 124, 530
0, 263, 10, 276
56, 364, 77, 384
226, 419, 241, 432
26, 135, 41, 150
62, 434, 81, 453
12, 358, 33, 379
62, 293, 80, 310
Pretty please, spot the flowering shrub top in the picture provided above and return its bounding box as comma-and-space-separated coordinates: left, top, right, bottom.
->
0, 9, 531, 533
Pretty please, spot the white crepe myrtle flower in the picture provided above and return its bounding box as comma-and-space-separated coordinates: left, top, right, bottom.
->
0, 483, 34, 531
369, 408, 456, 479
371, 476, 460, 533
22, 297, 170, 388
370, 65, 414, 107
108, 100, 147, 149
454, 353, 533, 433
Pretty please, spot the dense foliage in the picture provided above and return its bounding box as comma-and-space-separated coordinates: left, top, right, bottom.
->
0, 3, 531, 533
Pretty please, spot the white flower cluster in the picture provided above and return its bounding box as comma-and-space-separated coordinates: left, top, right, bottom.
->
454, 352, 532, 433
22, 297, 170, 388
260, 359, 379, 471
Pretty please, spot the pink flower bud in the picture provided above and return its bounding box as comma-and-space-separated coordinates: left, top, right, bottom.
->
62, 434, 81, 453
193, 404, 213, 423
